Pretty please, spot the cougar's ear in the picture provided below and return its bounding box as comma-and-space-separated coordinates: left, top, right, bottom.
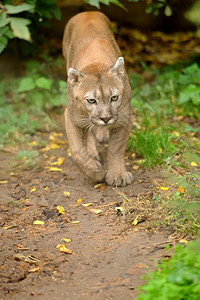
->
109, 57, 124, 78
67, 68, 85, 86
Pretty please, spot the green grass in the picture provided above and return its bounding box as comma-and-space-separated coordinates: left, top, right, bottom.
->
136, 239, 200, 300
127, 60, 200, 233
128, 127, 178, 167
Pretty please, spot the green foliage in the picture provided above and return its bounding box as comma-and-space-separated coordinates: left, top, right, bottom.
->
163, 163, 200, 232
0, 58, 67, 147
85, 0, 173, 16
84, 0, 126, 9
136, 240, 200, 300
128, 127, 177, 167
0, 0, 61, 53
128, 62, 200, 167
131, 63, 200, 119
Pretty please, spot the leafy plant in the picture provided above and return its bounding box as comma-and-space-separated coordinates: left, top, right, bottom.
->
136, 240, 200, 300
0, 0, 61, 53
84, 0, 126, 9
131, 63, 200, 119
84, 0, 174, 16
0, 58, 67, 147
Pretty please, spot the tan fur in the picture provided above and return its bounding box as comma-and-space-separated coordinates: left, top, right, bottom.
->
62, 11, 133, 186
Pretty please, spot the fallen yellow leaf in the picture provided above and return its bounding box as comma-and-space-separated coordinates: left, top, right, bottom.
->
157, 187, 169, 191
82, 203, 93, 207
77, 198, 83, 204
57, 205, 65, 214
48, 167, 63, 172
57, 157, 65, 165
71, 221, 80, 224
28, 267, 39, 273
50, 157, 65, 166
59, 245, 72, 254
0, 180, 8, 184
132, 165, 139, 171
132, 216, 139, 226
56, 244, 64, 249
44, 186, 49, 191
161, 187, 169, 191
49, 133, 56, 141
89, 208, 103, 215
94, 183, 106, 190
64, 191, 70, 197
50, 143, 61, 149
179, 239, 189, 244
33, 220, 44, 225
61, 238, 71, 243
31, 188, 36, 192
41, 143, 61, 151
191, 161, 198, 167
178, 186, 184, 194
52, 132, 63, 137
94, 183, 103, 188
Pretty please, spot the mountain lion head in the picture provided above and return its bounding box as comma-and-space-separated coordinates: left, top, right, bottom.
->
67, 57, 125, 128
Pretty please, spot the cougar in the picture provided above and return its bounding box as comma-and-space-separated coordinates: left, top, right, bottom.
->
62, 11, 132, 186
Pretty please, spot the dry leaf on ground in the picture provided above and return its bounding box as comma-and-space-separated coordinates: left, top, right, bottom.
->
89, 208, 103, 215
33, 220, 44, 225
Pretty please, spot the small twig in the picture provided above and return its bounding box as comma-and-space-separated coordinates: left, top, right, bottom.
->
172, 134, 192, 151
113, 187, 129, 201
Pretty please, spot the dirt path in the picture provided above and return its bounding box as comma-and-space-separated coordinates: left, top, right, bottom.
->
0, 129, 168, 300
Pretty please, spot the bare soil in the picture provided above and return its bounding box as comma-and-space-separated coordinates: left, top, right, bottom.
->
0, 124, 171, 300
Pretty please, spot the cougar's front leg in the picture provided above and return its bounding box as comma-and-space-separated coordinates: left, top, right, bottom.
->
106, 123, 133, 187
64, 108, 105, 182
86, 129, 101, 163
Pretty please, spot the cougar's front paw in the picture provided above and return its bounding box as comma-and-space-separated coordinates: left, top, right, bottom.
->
84, 156, 102, 172
106, 171, 133, 187
84, 158, 105, 182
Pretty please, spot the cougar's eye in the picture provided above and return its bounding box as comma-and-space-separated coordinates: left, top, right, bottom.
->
110, 95, 119, 102
87, 98, 97, 104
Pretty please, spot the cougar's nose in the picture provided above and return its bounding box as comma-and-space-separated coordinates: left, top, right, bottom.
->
100, 117, 111, 124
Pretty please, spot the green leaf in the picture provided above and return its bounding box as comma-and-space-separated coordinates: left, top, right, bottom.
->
4, 4, 34, 14
0, 25, 9, 36
36, 77, 53, 90
10, 17, 31, 41
84, 0, 100, 8
52, 5, 61, 20
0, 25, 14, 39
178, 84, 200, 105
0, 12, 10, 28
164, 5, 173, 17
0, 36, 8, 54
18, 77, 36, 92
5, 28, 14, 39
28, 90, 45, 108
145, 4, 153, 14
